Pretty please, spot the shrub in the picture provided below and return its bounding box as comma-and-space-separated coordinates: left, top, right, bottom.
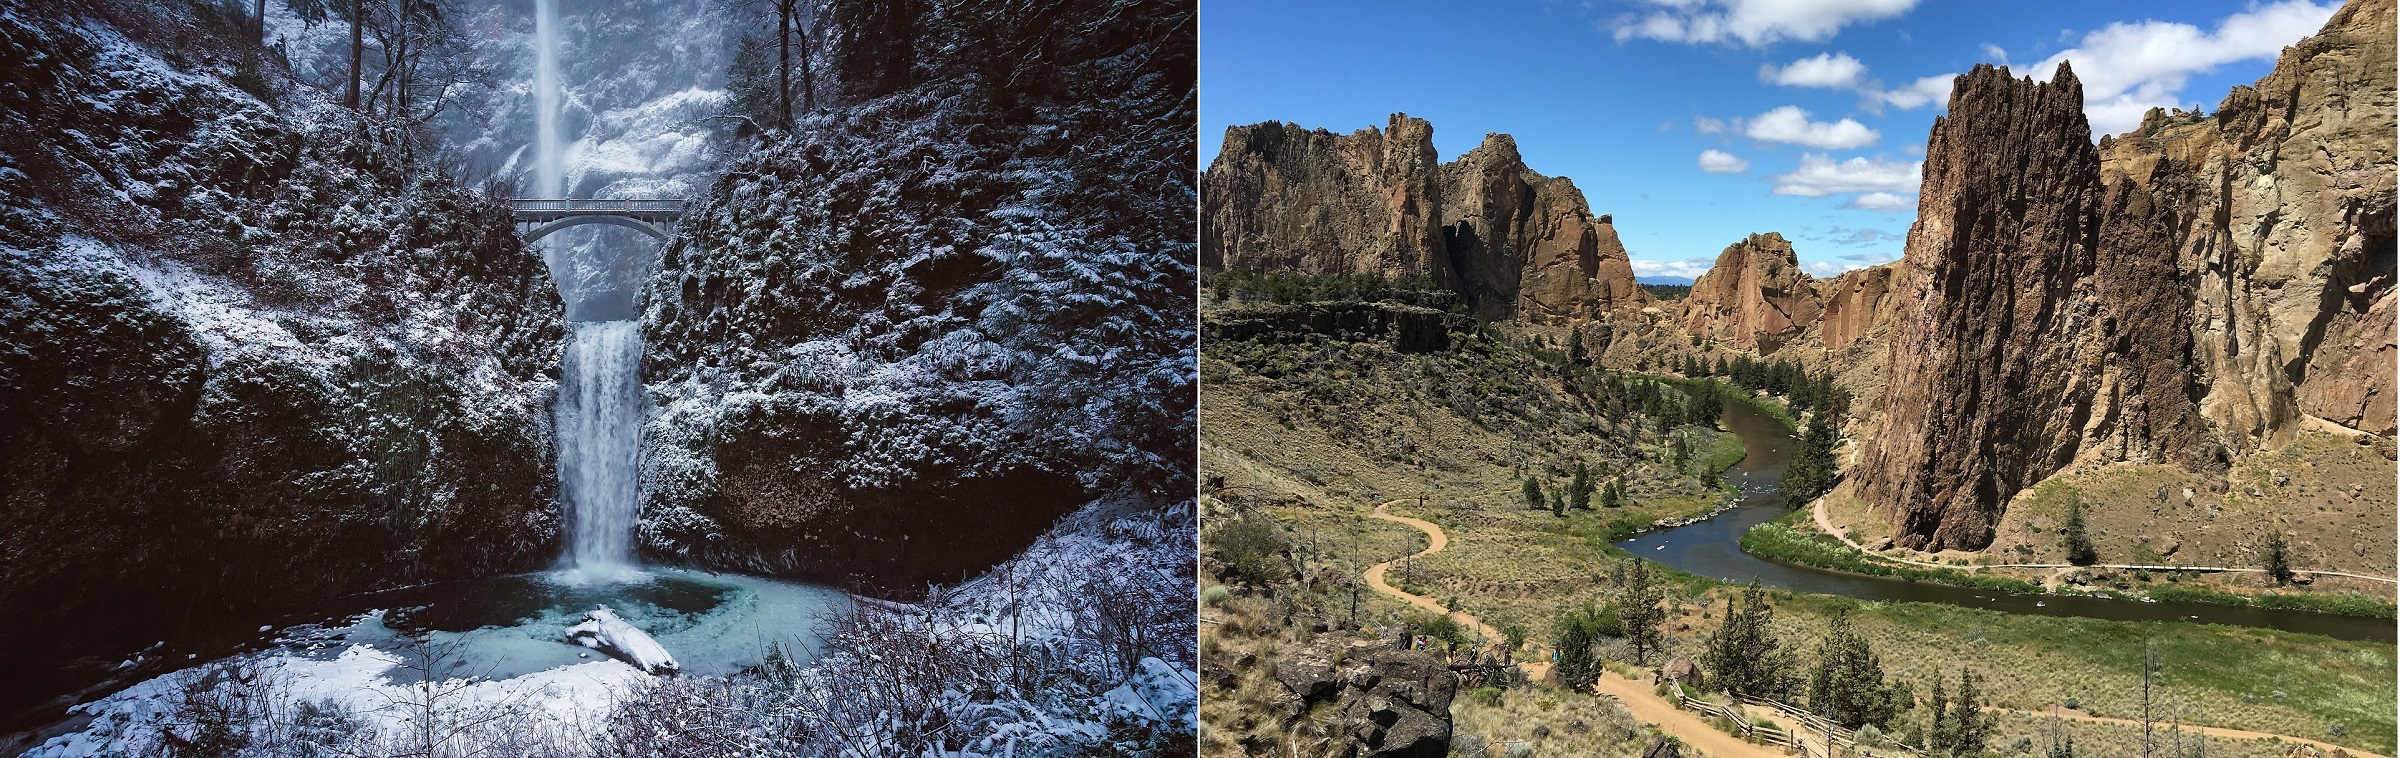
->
1206, 516, 1292, 587
1199, 585, 1230, 607
1469, 687, 1503, 707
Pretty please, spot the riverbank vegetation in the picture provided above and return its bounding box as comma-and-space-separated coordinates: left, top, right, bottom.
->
1744, 509, 2397, 619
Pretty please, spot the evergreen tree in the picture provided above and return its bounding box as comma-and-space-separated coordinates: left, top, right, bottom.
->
1691, 380, 1723, 426
1553, 601, 1620, 692
1951, 668, 1991, 755
1570, 333, 1587, 365
1569, 463, 1593, 510
1523, 476, 1545, 511
1671, 436, 1692, 472
2061, 498, 2098, 566
2263, 530, 2294, 585
1780, 418, 1840, 505
1702, 581, 1797, 698
1930, 668, 1993, 755
1620, 559, 1667, 665
1551, 490, 1567, 517
1807, 610, 1904, 730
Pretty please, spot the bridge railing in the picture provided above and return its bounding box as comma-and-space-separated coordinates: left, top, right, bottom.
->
507, 199, 686, 213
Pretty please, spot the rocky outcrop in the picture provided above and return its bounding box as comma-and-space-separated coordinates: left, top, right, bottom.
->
2097, 0, 2397, 440
1202, 115, 1447, 282
1269, 635, 1456, 758
1856, 61, 2209, 550
1858, 0, 2392, 550
0, 5, 563, 713
1682, 232, 1821, 352
1203, 301, 1470, 353
1439, 134, 1647, 321
1203, 116, 1647, 322
639, 0, 1194, 595
1813, 263, 1898, 352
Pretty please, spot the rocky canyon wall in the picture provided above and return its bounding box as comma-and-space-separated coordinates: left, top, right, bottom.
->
1855, 0, 2393, 550
1682, 232, 1822, 353
1203, 115, 1646, 322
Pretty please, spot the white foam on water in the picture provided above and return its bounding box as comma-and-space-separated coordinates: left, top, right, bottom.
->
556, 321, 643, 576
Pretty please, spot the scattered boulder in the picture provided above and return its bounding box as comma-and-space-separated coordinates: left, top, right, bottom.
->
1451, 733, 1487, 757
1643, 736, 1683, 758
1271, 634, 1457, 757
565, 606, 681, 676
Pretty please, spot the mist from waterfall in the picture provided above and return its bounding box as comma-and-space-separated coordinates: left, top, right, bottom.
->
556, 320, 643, 580
532, 0, 563, 198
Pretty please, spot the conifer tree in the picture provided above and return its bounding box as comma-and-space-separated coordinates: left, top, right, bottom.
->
1807, 609, 1904, 729
1620, 559, 1666, 665
2062, 498, 2098, 566
1702, 581, 1796, 697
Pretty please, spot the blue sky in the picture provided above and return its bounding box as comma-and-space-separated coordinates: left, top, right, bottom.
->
1200, 0, 2341, 280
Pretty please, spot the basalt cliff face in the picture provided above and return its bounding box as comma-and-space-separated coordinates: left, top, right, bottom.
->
1682, 232, 1822, 353
1201, 115, 1445, 283
1202, 116, 1646, 321
1813, 263, 1896, 352
1856, 0, 2394, 550
2096, 0, 2396, 442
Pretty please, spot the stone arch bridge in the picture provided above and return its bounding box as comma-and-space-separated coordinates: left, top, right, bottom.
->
508, 199, 685, 243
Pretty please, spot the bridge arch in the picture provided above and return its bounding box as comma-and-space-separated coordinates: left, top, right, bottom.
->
521, 214, 671, 244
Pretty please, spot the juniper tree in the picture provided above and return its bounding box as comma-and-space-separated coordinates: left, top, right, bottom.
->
2262, 530, 2293, 585
1807, 609, 1904, 730
1780, 417, 1840, 505
2062, 498, 2098, 566
1619, 558, 1667, 665
1701, 580, 1796, 698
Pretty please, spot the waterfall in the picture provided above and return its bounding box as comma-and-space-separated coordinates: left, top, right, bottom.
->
533, 0, 563, 198
556, 320, 643, 579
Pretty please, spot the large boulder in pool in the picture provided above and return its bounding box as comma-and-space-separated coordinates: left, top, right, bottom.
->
566, 605, 681, 676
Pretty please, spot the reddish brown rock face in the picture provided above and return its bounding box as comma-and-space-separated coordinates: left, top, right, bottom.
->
1858, 62, 2115, 550
1683, 232, 1821, 353
2098, 0, 2397, 441
1201, 114, 1448, 282
1203, 116, 1646, 321
1857, 0, 2393, 550
1814, 264, 1895, 352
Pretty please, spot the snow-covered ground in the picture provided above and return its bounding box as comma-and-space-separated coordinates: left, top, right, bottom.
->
26, 495, 1193, 757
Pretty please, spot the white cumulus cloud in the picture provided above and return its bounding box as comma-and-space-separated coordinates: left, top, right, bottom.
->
1631, 257, 1722, 280
1844, 191, 1915, 211
1876, 74, 1955, 109
1744, 106, 1880, 149
1772, 153, 1922, 197
2030, 0, 2339, 135
1763, 52, 1868, 88
1613, 0, 1923, 47
1698, 149, 1751, 173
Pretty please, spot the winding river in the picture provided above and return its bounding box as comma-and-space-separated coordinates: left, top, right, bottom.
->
1615, 397, 2396, 643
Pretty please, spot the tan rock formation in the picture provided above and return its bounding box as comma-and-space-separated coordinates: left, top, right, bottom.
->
1202, 117, 1646, 322
1682, 232, 1821, 353
2098, 0, 2396, 440
1201, 114, 1448, 282
1813, 263, 1897, 352
1856, 0, 2394, 550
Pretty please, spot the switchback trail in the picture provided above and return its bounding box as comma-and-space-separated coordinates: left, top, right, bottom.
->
1361, 499, 1504, 644
1585, 664, 1791, 758
1366, 499, 1787, 758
